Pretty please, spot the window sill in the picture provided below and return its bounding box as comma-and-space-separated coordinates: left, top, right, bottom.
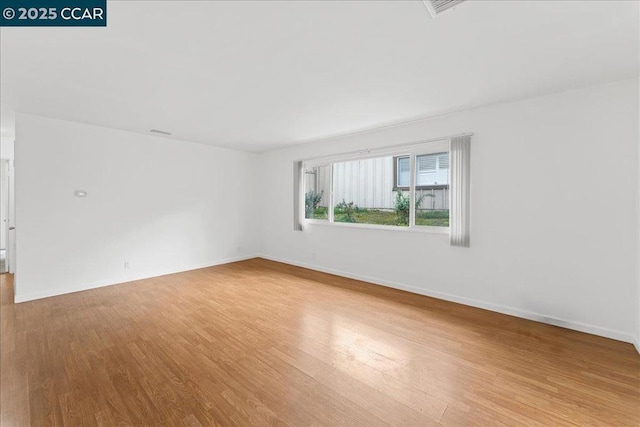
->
393, 185, 450, 191
303, 220, 450, 234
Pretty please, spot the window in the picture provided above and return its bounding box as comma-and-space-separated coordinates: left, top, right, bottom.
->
396, 156, 410, 188
415, 152, 449, 227
417, 152, 448, 186
395, 152, 448, 189
302, 139, 450, 231
304, 165, 330, 220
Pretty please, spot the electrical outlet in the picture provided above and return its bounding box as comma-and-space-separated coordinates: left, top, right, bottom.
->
237, 246, 244, 254
311, 252, 316, 260
124, 261, 130, 269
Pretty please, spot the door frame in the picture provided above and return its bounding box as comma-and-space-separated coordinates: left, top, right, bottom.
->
1, 159, 15, 274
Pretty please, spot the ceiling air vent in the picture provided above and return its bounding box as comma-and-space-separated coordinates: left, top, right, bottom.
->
149, 129, 172, 136
422, 0, 467, 18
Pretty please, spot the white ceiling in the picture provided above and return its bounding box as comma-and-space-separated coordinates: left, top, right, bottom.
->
1, 1, 638, 152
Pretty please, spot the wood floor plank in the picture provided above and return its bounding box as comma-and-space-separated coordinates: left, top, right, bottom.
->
1, 259, 639, 426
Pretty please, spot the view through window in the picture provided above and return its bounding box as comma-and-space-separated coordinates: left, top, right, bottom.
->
304, 143, 450, 229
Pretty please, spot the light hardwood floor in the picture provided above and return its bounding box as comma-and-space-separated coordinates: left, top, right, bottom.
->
1, 258, 639, 426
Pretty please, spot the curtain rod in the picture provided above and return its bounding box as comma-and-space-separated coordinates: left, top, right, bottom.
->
300, 132, 473, 163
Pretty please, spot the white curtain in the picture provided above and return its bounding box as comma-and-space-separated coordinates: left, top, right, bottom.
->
293, 160, 304, 231
450, 135, 471, 247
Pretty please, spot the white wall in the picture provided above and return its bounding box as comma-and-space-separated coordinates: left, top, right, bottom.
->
15, 114, 260, 302
1, 137, 15, 160
260, 79, 640, 343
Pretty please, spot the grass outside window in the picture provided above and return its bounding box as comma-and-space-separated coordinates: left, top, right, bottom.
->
311, 206, 449, 227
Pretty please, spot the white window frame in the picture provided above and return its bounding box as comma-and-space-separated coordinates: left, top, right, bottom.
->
302, 139, 450, 234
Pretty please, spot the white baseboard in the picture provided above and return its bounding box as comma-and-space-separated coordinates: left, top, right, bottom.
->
14, 253, 638, 350
14, 254, 259, 303
259, 255, 637, 346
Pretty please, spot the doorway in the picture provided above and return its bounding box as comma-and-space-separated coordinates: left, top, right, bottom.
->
0, 159, 8, 273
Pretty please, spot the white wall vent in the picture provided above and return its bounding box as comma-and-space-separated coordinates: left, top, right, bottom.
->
422, 0, 467, 18
149, 129, 172, 136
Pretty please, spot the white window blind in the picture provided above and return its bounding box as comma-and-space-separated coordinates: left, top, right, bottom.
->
416, 152, 449, 186
450, 136, 471, 247
439, 153, 449, 169
293, 160, 304, 231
